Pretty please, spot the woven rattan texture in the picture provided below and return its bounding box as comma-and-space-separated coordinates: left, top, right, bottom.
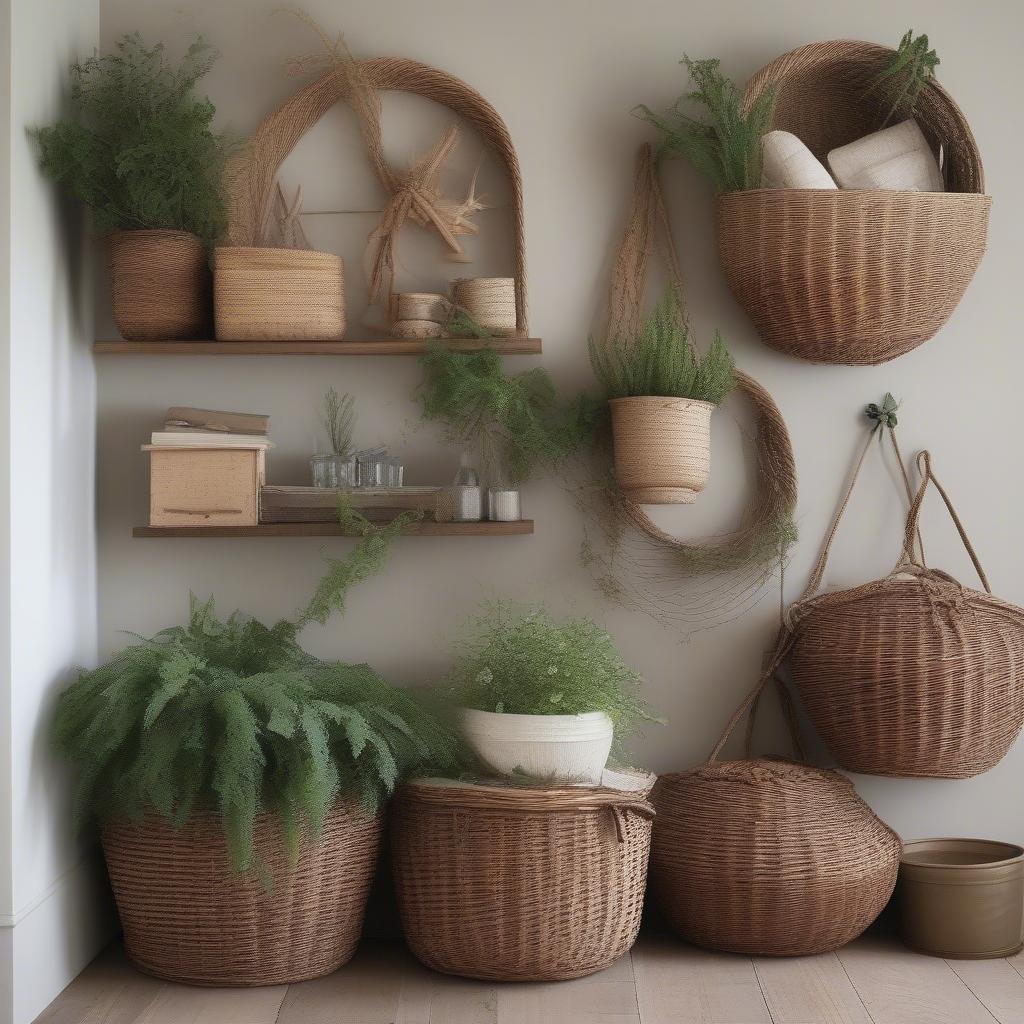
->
716, 39, 990, 366
109, 230, 211, 341
102, 800, 382, 986
651, 761, 902, 956
391, 781, 654, 981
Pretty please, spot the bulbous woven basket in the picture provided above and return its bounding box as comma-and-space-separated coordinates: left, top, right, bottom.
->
102, 800, 382, 986
391, 776, 655, 981
717, 40, 991, 365
651, 760, 902, 955
786, 441, 1024, 778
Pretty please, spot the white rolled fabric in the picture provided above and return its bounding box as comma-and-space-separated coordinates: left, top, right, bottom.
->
827, 119, 944, 192
761, 130, 837, 189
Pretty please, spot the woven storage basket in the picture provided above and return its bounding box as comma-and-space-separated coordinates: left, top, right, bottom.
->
785, 439, 1024, 778
391, 775, 655, 981
650, 660, 902, 956
214, 246, 345, 341
109, 230, 211, 340
102, 799, 382, 986
717, 40, 991, 365
609, 396, 714, 504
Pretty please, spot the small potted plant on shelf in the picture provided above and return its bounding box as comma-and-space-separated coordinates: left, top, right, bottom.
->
32, 33, 231, 340
589, 291, 735, 505
446, 602, 658, 783
53, 510, 458, 987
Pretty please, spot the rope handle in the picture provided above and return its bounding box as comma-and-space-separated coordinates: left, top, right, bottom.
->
606, 800, 656, 843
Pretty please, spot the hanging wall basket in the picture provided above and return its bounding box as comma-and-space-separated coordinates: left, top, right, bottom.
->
717, 40, 991, 365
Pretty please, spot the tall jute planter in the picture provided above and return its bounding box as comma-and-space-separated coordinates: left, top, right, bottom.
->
102, 800, 382, 986
717, 40, 991, 365
609, 396, 714, 504
109, 230, 211, 341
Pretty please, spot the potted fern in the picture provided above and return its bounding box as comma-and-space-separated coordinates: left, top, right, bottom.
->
54, 510, 457, 987
33, 34, 231, 340
589, 291, 735, 504
446, 603, 656, 783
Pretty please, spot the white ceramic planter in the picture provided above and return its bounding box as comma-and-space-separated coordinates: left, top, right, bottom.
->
460, 709, 614, 784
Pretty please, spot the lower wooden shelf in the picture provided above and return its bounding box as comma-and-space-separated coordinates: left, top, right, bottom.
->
133, 520, 534, 538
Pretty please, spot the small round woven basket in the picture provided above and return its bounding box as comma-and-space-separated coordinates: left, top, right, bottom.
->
391, 775, 655, 981
214, 246, 345, 341
109, 230, 211, 340
609, 396, 714, 504
102, 800, 382, 986
717, 40, 991, 365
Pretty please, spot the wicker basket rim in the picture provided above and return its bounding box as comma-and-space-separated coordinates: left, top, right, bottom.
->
660, 758, 853, 788
109, 228, 205, 242
717, 188, 993, 203
401, 776, 656, 811
215, 245, 343, 262
609, 396, 717, 410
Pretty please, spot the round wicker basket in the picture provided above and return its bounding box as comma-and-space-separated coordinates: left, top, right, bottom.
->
102, 800, 382, 986
717, 40, 991, 366
391, 776, 655, 981
609, 396, 714, 505
109, 230, 211, 341
214, 246, 345, 341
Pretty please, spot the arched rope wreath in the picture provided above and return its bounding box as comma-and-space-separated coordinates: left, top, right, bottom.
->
575, 146, 798, 629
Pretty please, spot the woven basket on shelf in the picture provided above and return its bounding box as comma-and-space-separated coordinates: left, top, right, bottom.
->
453, 277, 516, 336
109, 230, 212, 340
214, 247, 345, 341
609, 396, 713, 505
717, 40, 991, 366
784, 436, 1024, 778
102, 800, 382, 986
650, 658, 902, 956
391, 775, 655, 981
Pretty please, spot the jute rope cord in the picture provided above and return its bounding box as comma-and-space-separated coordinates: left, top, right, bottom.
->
782, 427, 1024, 778
223, 54, 529, 334
576, 145, 797, 627
649, 647, 902, 956
390, 776, 655, 981
102, 799, 382, 986
717, 39, 991, 366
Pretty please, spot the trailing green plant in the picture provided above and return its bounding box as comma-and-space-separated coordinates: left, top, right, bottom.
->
446, 602, 659, 741
418, 344, 604, 484
53, 504, 458, 873
32, 33, 231, 239
444, 307, 492, 340
636, 57, 777, 193
322, 388, 356, 458
868, 30, 940, 125
589, 291, 735, 403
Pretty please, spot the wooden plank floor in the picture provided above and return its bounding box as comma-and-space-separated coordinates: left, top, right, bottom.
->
33, 931, 1024, 1024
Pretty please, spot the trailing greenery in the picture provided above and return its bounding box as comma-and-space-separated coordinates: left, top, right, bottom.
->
444, 308, 492, 340
53, 504, 457, 873
322, 388, 356, 458
589, 291, 735, 403
32, 33, 231, 239
418, 344, 604, 484
636, 57, 777, 193
446, 602, 658, 740
869, 30, 940, 124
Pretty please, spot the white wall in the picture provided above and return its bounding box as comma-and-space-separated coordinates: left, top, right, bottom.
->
95, 0, 1024, 875
1, 2, 113, 1022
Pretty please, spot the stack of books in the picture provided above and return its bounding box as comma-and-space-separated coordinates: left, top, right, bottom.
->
150, 407, 274, 451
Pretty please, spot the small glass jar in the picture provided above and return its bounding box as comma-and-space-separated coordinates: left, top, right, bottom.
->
310, 454, 356, 489
488, 489, 521, 522
451, 485, 483, 522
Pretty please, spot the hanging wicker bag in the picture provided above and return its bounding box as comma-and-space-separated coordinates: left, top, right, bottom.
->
784, 434, 1024, 778
109, 229, 212, 341
651, 655, 902, 956
102, 800, 382, 986
717, 40, 991, 365
391, 774, 655, 981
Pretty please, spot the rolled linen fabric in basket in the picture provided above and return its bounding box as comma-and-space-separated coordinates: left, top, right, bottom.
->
828, 120, 944, 192
761, 131, 836, 189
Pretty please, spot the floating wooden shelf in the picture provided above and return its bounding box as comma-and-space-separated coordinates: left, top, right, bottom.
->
133, 520, 535, 538
94, 338, 542, 356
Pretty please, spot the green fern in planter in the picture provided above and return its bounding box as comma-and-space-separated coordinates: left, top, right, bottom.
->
53, 506, 459, 872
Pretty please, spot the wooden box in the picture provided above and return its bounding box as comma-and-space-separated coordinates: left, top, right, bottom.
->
145, 446, 266, 527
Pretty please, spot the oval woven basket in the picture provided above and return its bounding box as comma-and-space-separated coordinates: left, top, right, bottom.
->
786, 439, 1024, 778
391, 776, 655, 981
717, 40, 991, 366
102, 800, 382, 986
109, 230, 211, 341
